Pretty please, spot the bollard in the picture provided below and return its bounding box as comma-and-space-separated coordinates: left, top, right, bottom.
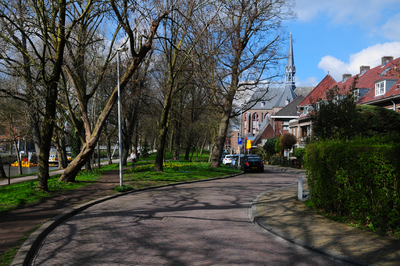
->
298, 176, 303, 200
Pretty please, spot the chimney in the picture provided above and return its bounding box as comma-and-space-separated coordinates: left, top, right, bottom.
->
381, 56, 393, 66
360, 65, 370, 74
342, 74, 351, 82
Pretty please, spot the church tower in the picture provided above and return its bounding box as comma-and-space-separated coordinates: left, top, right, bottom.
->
285, 31, 296, 91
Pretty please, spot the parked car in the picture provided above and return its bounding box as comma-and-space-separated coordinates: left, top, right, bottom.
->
241, 155, 264, 172
232, 154, 244, 165
220, 152, 229, 163
222, 155, 234, 165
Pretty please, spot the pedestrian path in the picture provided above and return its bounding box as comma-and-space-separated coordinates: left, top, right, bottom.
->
23, 170, 340, 266
255, 165, 400, 266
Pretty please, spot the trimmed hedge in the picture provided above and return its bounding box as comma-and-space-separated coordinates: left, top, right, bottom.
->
305, 139, 400, 231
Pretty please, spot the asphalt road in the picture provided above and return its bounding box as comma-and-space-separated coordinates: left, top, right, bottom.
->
31, 169, 344, 266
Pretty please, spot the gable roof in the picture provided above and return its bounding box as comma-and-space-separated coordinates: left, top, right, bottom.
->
298, 56, 400, 107
298, 75, 336, 106
248, 84, 297, 110
272, 95, 304, 117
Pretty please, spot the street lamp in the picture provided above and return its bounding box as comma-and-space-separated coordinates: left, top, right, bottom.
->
117, 46, 128, 187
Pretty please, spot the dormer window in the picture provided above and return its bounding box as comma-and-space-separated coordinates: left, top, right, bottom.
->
375, 80, 386, 96
352, 89, 360, 101
303, 106, 308, 115
261, 102, 265, 107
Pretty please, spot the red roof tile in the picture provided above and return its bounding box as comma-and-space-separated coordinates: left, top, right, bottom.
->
298, 75, 336, 106
300, 57, 400, 106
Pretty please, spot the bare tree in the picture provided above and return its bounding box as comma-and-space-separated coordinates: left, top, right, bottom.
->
195, 0, 295, 167
58, 0, 172, 182
0, 0, 94, 191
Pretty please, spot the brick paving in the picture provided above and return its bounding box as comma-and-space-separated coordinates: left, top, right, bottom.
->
256, 166, 400, 266
30, 169, 342, 266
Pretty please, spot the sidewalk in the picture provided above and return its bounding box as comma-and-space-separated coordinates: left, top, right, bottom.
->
255, 165, 400, 266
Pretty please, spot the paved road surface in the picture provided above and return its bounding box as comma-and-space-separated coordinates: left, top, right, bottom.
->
31, 170, 344, 266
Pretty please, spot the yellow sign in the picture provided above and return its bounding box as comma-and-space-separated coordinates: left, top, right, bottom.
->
246, 140, 252, 149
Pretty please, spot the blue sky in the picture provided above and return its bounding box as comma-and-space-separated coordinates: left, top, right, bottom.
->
289, 0, 400, 87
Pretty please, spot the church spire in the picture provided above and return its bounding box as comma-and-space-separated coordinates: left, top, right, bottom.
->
285, 30, 295, 87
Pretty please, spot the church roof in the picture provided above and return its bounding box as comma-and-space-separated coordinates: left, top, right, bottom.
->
247, 84, 297, 110
286, 31, 295, 74
272, 95, 304, 117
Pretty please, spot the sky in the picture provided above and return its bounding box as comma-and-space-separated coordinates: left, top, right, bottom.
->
289, 0, 400, 87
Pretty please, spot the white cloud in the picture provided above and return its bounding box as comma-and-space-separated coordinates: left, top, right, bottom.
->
317, 42, 400, 81
296, 76, 318, 87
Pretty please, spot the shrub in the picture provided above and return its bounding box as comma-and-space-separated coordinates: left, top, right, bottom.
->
275, 135, 284, 154
305, 138, 400, 232
279, 133, 297, 150
263, 137, 277, 155
293, 148, 305, 159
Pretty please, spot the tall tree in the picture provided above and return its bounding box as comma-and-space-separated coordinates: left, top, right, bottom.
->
0, 0, 93, 191
58, 0, 172, 182
197, 0, 295, 167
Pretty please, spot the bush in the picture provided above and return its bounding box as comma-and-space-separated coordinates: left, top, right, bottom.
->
293, 148, 305, 159
263, 137, 277, 155
275, 135, 284, 154
279, 133, 297, 150
305, 138, 400, 232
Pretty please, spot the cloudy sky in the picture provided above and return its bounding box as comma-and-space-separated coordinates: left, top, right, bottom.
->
289, 0, 400, 87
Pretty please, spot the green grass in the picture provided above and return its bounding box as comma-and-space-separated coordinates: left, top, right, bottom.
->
0, 167, 111, 214
121, 161, 241, 190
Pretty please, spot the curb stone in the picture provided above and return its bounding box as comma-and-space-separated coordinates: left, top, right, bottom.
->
11, 171, 244, 266
250, 186, 379, 266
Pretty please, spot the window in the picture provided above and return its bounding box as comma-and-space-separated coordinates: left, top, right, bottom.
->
375, 81, 386, 96
282, 121, 289, 130
261, 102, 265, 107
303, 106, 308, 115
352, 89, 360, 101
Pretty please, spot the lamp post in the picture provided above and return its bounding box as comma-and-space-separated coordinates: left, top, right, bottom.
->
117, 46, 128, 187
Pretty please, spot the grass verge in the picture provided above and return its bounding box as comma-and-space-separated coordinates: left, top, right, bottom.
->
120, 161, 241, 190
0, 165, 116, 214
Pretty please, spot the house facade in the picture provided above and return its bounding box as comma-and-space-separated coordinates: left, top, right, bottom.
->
290, 56, 400, 147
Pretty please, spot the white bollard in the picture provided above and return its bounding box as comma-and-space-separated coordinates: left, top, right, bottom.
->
298, 176, 303, 200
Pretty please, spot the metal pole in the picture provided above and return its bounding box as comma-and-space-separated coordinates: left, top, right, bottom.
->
8, 155, 11, 185
117, 49, 123, 187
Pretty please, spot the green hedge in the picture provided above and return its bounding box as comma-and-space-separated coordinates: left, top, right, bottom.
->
305, 139, 400, 231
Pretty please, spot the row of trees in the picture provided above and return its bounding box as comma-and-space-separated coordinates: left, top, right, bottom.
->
0, 0, 295, 191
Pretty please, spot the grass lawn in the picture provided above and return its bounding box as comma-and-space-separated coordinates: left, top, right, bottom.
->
0, 164, 117, 214
121, 161, 241, 191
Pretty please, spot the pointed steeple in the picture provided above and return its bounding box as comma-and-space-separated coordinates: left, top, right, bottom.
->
285, 30, 296, 88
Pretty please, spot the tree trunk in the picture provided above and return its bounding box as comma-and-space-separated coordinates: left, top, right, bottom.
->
154, 87, 174, 172
59, 142, 95, 182
209, 113, 230, 167
0, 156, 7, 179
184, 144, 190, 160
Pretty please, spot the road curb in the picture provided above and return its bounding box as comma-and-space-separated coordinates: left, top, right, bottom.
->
11, 171, 244, 266
250, 186, 378, 266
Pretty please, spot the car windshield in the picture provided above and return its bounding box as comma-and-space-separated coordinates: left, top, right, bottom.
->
248, 157, 260, 162
226, 155, 233, 159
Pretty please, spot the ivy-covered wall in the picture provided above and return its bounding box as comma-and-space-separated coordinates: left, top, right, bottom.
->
305, 139, 400, 231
